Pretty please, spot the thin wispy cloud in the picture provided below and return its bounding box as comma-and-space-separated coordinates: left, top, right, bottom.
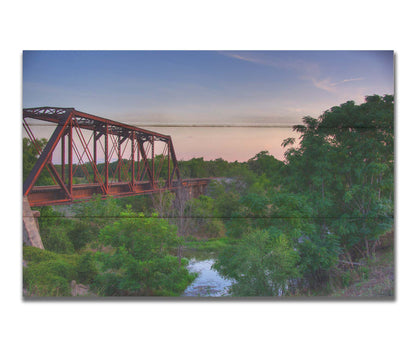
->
309, 77, 334, 92
219, 51, 319, 76
331, 77, 364, 86
310, 77, 365, 93
221, 52, 261, 64
220, 51, 365, 94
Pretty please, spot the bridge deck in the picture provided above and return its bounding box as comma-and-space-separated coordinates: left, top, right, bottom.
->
27, 178, 211, 206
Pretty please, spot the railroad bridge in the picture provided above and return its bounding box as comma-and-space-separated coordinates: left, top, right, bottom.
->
23, 107, 210, 206
23, 107, 211, 248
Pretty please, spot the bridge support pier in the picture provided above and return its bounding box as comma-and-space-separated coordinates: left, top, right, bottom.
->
186, 183, 208, 199
23, 196, 44, 249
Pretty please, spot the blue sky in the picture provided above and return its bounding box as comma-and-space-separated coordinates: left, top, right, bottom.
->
23, 50, 394, 161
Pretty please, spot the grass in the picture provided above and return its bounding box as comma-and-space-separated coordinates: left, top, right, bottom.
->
23, 246, 97, 297
185, 237, 230, 252
330, 246, 394, 298
182, 237, 232, 260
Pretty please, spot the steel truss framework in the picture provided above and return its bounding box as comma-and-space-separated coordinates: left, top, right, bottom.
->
23, 107, 207, 207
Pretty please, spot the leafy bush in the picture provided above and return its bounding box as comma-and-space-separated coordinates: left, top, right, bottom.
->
116, 195, 153, 215
93, 210, 195, 296
23, 246, 58, 263
37, 206, 76, 254
40, 225, 75, 254
23, 246, 96, 296
214, 230, 300, 296
67, 222, 94, 251
74, 195, 122, 236
92, 272, 122, 296
76, 252, 98, 284
23, 259, 76, 296
341, 271, 353, 287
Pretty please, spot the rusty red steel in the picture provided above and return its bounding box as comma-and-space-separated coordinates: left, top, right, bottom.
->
23, 107, 210, 207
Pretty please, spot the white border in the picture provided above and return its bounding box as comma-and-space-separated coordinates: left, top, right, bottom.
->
2, 1, 415, 346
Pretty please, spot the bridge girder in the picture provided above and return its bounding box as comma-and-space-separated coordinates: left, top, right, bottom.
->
23, 107, 187, 206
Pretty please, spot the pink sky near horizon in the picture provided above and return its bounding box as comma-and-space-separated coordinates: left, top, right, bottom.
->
149, 126, 297, 162
25, 123, 298, 164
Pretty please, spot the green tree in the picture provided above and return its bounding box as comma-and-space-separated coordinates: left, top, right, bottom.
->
151, 190, 175, 217
216, 95, 393, 294
74, 195, 122, 233
208, 180, 240, 218
248, 150, 284, 185
282, 95, 394, 260
186, 195, 226, 238
94, 209, 195, 296
214, 230, 299, 296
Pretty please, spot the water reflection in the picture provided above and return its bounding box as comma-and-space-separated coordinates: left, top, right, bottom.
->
182, 258, 234, 297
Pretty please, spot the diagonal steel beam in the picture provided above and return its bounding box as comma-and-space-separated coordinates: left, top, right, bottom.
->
23, 113, 72, 196
138, 138, 154, 184
45, 158, 71, 199
168, 138, 181, 184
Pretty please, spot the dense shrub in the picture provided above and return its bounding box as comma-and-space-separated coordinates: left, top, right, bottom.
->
93, 210, 195, 296
23, 246, 96, 297
76, 252, 98, 284
40, 225, 75, 254
23, 258, 76, 296
23, 246, 58, 263
214, 230, 300, 296
67, 222, 94, 251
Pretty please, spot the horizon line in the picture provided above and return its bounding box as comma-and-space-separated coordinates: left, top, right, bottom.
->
24, 123, 297, 128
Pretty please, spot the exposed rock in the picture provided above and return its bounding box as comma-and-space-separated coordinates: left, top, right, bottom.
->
71, 280, 90, 296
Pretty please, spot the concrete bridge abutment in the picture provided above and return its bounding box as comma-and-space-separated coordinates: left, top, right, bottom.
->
23, 196, 44, 249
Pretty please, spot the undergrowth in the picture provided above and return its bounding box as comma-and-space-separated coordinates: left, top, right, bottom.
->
23, 246, 97, 297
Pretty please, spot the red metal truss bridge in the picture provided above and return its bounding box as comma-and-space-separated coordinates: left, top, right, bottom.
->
23, 107, 210, 207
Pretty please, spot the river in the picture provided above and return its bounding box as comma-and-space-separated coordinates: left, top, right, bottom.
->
53, 204, 234, 296
182, 250, 234, 297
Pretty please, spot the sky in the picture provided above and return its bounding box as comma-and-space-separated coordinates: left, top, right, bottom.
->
23, 50, 394, 161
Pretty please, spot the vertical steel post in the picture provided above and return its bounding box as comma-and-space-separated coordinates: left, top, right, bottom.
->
93, 130, 97, 183
137, 140, 140, 181
152, 135, 155, 187
68, 119, 73, 197
118, 134, 121, 182
105, 124, 109, 193
131, 132, 135, 188
61, 134, 65, 183
168, 141, 171, 188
